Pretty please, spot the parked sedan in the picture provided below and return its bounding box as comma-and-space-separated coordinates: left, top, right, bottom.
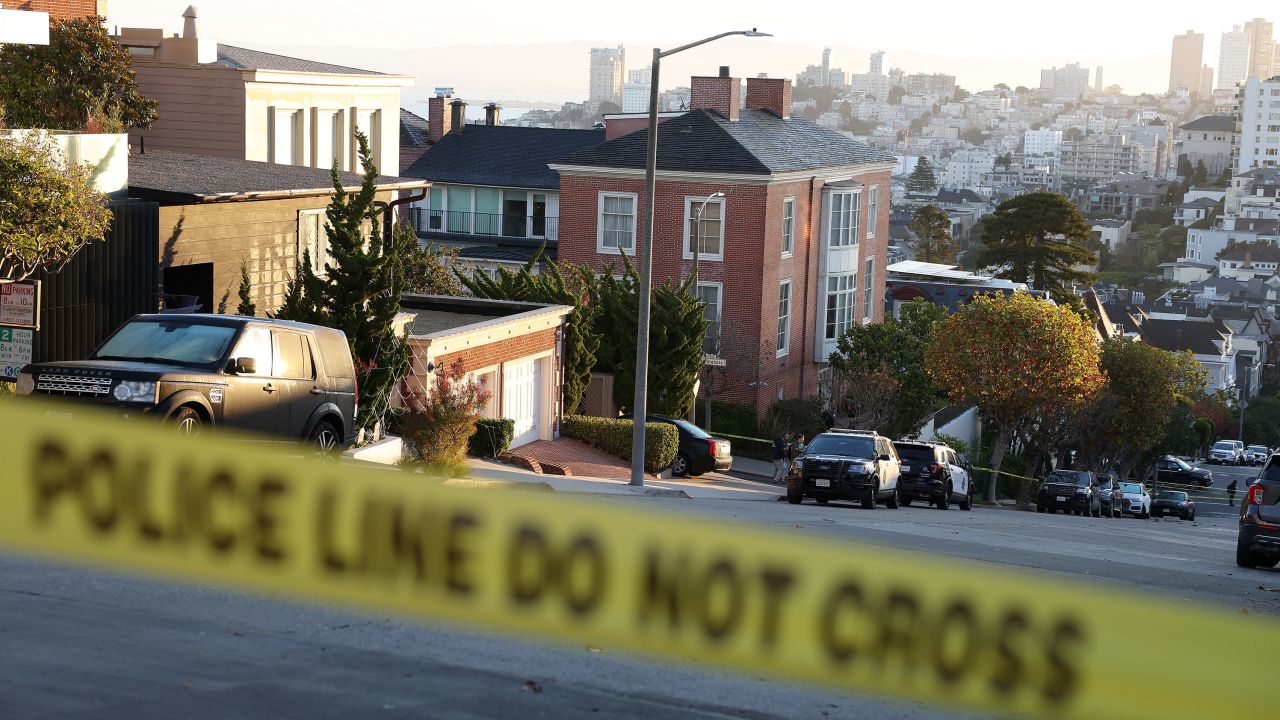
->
1246, 445, 1270, 466
1152, 490, 1196, 520
629, 415, 731, 477
1154, 456, 1213, 488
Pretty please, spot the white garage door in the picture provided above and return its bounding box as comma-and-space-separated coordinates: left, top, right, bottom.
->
503, 358, 542, 448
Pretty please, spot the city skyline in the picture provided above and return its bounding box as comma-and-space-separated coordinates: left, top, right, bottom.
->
104, 1, 1278, 102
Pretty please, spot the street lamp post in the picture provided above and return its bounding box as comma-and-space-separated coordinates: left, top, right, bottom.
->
629, 29, 770, 487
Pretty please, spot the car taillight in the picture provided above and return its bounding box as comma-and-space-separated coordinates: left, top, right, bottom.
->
707, 439, 717, 457
929, 463, 942, 474
1248, 484, 1265, 506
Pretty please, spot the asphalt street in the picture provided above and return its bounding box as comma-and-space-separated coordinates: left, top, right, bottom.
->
3, 466, 1278, 720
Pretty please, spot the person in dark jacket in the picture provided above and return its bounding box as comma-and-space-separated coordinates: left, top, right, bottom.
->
788, 434, 806, 461
1227, 479, 1238, 506
772, 435, 789, 483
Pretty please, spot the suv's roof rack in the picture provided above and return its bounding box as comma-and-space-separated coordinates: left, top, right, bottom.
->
825, 428, 876, 436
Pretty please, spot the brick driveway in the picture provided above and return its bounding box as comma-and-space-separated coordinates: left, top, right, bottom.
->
506, 439, 660, 481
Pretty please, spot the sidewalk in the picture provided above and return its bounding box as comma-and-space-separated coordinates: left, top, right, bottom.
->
462, 456, 783, 501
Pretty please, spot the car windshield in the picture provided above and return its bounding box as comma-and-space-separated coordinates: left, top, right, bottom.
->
92, 320, 238, 366
1048, 470, 1091, 486
668, 418, 711, 439
1169, 458, 1193, 471
894, 445, 936, 464
1157, 491, 1187, 501
805, 435, 876, 458
1248, 446, 1268, 454
1120, 483, 1143, 493
1212, 441, 1235, 451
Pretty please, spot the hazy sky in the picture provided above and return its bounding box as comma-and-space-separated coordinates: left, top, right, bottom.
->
107, 1, 1276, 102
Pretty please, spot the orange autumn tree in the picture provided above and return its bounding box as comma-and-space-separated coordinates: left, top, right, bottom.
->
926, 291, 1104, 501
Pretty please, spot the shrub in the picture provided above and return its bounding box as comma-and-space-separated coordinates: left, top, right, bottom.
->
469, 418, 515, 458
694, 401, 758, 437
932, 432, 971, 456
761, 398, 828, 441
398, 360, 489, 473
561, 415, 678, 473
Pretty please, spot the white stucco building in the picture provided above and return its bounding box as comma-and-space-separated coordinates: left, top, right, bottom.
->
1023, 128, 1062, 156
1237, 76, 1280, 175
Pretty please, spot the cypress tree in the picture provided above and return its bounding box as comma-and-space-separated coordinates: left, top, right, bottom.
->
236, 259, 256, 316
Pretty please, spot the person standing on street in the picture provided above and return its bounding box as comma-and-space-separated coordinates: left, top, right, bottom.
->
772, 435, 789, 484
789, 434, 806, 462
1227, 479, 1238, 506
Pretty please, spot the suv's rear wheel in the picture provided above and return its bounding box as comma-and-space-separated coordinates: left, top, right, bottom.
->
886, 488, 900, 509
960, 489, 973, 511
936, 486, 951, 510
310, 420, 341, 456
172, 406, 203, 437
861, 493, 875, 510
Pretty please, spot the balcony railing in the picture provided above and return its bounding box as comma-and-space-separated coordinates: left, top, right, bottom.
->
407, 207, 558, 241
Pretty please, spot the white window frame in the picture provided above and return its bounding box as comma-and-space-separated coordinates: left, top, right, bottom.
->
863, 257, 875, 323
828, 190, 861, 248
269, 106, 303, 166
310, 108, 345, 171
777, 279, 792, 357
597, 191, 638, 255
825, 273, 856, 341
351, 108, 382, 173
696, 281, 723, 357
781, 197, 796, 258
682, 196, 726, 262
867, 185, 879, 239
297, 209, 329, 278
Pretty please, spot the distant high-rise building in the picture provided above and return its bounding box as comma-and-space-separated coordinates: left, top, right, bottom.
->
870, 50, 884, 76
1040, 63, 1090, 101
588, 45, 625, 109
1095, 66, 1104, 94
795, 47, 844, 88
1219, 26, 1250, 89
1199, 65, 1215, 97
1237, 76, 1280, 174
1244, 18, 1274, 79
1169, 30, 1204, 93
621, 66, 650, 113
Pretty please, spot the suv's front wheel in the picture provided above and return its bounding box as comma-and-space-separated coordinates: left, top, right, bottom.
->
310, 420, 341, 456
172, 406, 203, 438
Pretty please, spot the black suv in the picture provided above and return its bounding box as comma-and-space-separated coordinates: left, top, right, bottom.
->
17, 314, 357, 450
786, 430, 901, 509
1036, 469, 1102, 517
892, 440, 973, 510
1237, 457, 1280, 569
1096, 472, 1124, 518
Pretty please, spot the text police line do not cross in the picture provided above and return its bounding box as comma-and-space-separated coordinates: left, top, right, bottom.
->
0, 398, 1276, 720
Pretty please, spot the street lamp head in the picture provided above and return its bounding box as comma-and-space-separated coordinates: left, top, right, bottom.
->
710, 191, 726, 198
743, 29, 772, 37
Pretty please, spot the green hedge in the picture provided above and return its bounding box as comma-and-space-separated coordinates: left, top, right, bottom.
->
715, 432, 773, 461
562, 415, 678, 472
694, 401, 759, 437
469, 418, 515, 458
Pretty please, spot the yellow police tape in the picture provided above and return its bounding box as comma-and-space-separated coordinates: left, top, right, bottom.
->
0, 398, 1276, 720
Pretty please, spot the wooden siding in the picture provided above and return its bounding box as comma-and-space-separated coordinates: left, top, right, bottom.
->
128, 64, 247, 158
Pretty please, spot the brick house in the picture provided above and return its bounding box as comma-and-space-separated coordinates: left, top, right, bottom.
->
0, 0, 103, 22
552, 71, 896, 415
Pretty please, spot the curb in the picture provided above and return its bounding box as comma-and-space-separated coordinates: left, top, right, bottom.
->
637, 487, 693, 499
443, 478, 556, 492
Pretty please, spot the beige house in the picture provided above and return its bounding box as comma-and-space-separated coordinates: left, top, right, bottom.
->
116, 7, 411, 177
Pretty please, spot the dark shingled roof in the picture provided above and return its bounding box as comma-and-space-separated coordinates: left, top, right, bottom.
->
402, 125, 605, 190
128, 150, 422, 202
557, 109, 895, 174
1179, 115, 1237, 132
400, 109, 432, 148
1220, 244, 1280, 263
1139, 317, 1229, 355
1179, 197, 1220, 209
216, 44, 386, 75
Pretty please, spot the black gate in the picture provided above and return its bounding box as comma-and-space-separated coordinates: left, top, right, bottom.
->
31, 199, 160, 363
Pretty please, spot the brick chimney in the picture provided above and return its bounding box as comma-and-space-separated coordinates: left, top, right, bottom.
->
690, 66, 740, 121
427, 91, 452, 142
745, 76, 792, 119
484, 102, 501, 126
449, 98, 467, 135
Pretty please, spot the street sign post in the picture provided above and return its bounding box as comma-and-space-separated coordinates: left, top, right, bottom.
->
0, 280, 40, 330
0, 326, 34, 380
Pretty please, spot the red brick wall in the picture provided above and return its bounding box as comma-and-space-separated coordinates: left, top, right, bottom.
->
690, 75, 740, 121
558, 165, 893, 420
745, 78, 792, 119
0, 0, 100, 21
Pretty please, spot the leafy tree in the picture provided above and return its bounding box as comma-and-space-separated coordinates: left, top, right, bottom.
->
829, 300, 948, 438
1176, 156, 1193, 180
888, 86, 908, 104
236, 259, 256, 316
950, 87, 971, 102
1074, 339, 1205, 479
960, 127, 986, 145
905, 157, 938, 194
458, 254, 599, 415
0, 16, 158, 130
909, 204, 958, 263
1133, 205, 1175, 227
927, 291, 1104, 501
841, 117, 877, 135
402, 239, 461, 295
1191, 159, 1208, 187
275, 133, 412, 434
0, 131, 111, 281
995, 152, 1013, 169
975, 191, 1098, 304
1104, 84, 1124, 96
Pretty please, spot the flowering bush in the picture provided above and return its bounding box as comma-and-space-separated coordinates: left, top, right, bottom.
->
398, 360, 489, 472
